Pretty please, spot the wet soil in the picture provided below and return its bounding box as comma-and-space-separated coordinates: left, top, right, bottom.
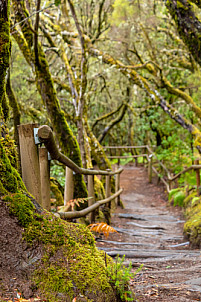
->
96, 163, 201, 301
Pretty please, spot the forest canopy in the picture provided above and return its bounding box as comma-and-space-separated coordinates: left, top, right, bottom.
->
4, 1, 201, 164
1, 0, 201, 193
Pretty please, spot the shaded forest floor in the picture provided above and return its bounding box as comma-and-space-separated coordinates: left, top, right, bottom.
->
96, 163, 201, 301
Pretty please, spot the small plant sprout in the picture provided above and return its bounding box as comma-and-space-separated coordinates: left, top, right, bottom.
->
107, 255, 143, 301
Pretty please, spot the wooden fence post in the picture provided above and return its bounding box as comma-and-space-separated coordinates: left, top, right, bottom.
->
148, 155, 153, 183
106, 171, 111, 208
88, 174, 95, 223
117, 149, 120, 167
143, 147, 146, 164
115, 171, 120, 206
195, 159, 200, 195
168, 179, 172, 191
18, 124, 42, 205
39, 147, 51, 210
64, 167, 74, 205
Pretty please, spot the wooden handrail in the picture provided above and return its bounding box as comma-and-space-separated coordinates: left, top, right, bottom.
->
169, 165, 201, 181
104, 145, 148, 149
58, 188, 123, 219
107, 154, 147, 159
38, 125, 123, 176
103, 145, 201, 193
18, 124, 124, 222
19, 123, 200, 219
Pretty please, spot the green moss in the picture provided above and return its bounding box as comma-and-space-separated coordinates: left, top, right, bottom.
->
34, 261, 74, 299
182, 188, 201, 247
2, 94, 9, 121
0, 127, 19, 169
183, 191, 197, 207
12, 0, 33, 48
4, 193, 34, 227
32, 219, 116, 301
184, 213, 201, 247
0, 17, 10, 115
0, 139, 26, 195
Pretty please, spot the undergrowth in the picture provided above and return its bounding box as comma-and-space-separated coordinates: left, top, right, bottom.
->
107, 255, 143, 302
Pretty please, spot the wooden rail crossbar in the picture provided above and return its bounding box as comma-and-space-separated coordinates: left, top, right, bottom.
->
18, 124, 123, 222
38, 126, 123, 176
103, 145, 201, 194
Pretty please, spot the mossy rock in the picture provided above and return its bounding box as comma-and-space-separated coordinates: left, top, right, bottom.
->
3, 193, 118, 301
184, 199, 201, 247
184, 213, 201, 248
183, 191, 197, 208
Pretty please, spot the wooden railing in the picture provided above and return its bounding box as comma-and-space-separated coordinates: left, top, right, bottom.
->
104, 145, 201, 194
18, 124, 123, 222
17, 123, 201, 220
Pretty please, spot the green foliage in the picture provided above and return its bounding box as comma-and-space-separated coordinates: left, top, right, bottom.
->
173, 191, 186, 207
111, 0, 135, 26
178, 171, 197, 187
168, 188, 181, 200
156, 133, 193, 174
107, 255, 143, 301
54, 0, 61, 6
169, 188, 186, 207
50, 163, 65, 187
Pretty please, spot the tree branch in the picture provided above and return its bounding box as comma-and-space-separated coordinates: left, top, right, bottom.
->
98, 103, 128, 144
92, 103, 124, 131
165, 0, 201, 67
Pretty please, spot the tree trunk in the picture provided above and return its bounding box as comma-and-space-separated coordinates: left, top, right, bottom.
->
0, 0, 10, 118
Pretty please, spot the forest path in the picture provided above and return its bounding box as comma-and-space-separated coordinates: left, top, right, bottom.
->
96, 163, 201, 301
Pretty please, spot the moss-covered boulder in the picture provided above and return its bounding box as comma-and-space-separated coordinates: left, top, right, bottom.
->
1, 192, 118, 301
183, 197, 201, 248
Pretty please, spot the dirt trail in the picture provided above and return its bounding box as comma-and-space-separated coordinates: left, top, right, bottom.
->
96, 164, 201, 301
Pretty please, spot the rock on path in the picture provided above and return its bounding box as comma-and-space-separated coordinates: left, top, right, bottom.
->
96, 164, 201, 301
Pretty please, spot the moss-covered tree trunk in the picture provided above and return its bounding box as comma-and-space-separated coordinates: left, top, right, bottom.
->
6, 69, 21, 149
165, 0, 201, 67
0, 0, 10, 119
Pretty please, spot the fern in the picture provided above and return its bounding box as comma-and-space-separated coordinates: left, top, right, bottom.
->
58, 197, 91, 212
173, 191, 186, 207
88, 222, 117, 238
169, 187, 187, 207
168, 188, 181, 200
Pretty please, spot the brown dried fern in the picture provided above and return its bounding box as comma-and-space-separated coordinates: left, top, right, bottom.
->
58, 197, 91, 212
88, 222, 118, 238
